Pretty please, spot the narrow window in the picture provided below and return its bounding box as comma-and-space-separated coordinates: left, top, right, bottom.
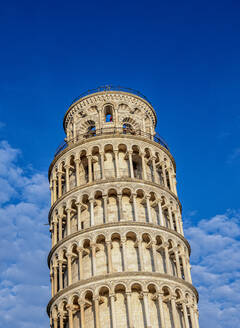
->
105, 105, 113, 122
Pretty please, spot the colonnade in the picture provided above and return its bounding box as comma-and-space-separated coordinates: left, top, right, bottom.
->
50, 189, 183, 247
50, 284, 199, 328
50, 232, 191, 297
50, 144, 177, 206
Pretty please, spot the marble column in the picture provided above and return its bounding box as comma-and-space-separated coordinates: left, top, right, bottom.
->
67, 254, 72, 286
132, 193, 138, 221
126, 292, 134, 328
138, 238, 145, 271
59, 313, 64, 328
189, 305, 196, 328
168, 208, 174, 230
57, 172, 62, 198
94, 297, 100, 328
170, 297, 180, 328
163, 243, 171, 274
50, 182, 53, 205
79, 302, 85, 328
58, 215, 63, 241
114, 149, 119, 178
76, 202, 82, 231
152, 156, 157, 183
91, 244, 96, 276
140, 152, 147, 180
128, 151, 134, 178
182, 302, 190, 328
106, 240, 113, 273
53, 221, 58, 245
117, 194, 123, 221
67, 306, 73, 328
66, 208, 71, 236
100, 152, 105, 180
158, 200, 164, 226
158, 293, 166, 328
110, 294, 117, 328
151, 242, 159, 272
53, 318, 58, 328
50, 270, 54, 297
87, 155, 92, 183
143, 292, 151, 327
174, 248, 181, 278
89, 198, 95, 226
53, 265, 58, 294
77, 247, 83, 280
75, 158, 80, 186
58, 260, 63, 290
103, 195, 108, 223
146, 196, 153, 223
65, 165, 70, 192
121, 238, 128, 271
53, 178, 57, 203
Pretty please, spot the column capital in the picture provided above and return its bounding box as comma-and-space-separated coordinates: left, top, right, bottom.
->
109, 293, 116, 299
66, 252, 73, 258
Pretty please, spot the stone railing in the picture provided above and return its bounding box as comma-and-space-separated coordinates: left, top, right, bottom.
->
54, 128, 169, 157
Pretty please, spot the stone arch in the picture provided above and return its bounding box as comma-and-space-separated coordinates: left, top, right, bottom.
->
98, 286, 111, 327
111, 232, 123, 272
122, 188, 134, 222
125, 231, 139, 271
95, 234, 107, 275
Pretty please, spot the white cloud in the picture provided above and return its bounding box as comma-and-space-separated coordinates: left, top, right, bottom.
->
185, 211, 240, 328
0, 140, 50, 328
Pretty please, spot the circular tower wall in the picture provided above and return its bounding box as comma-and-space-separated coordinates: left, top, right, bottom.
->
47, 87, 199, 328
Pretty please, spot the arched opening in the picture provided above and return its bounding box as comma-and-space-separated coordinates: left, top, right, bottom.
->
126, 232, 138, 271
99, 287, 111, 327
72, 295, 80, 326
148, 284, 160, 328
108, 189, 118, 222
111, 233, 123, 272
104, 144, 114, 178
71, 244, 79, 283
142, 233, 154, 272
92, 146, 100, 181
131, 283, 145, 326
82, 239, 91, 279
84, 291, 94, 327
94, 190, 103, 225
96, 235, 107, 275
118, 144, 129, 177
114, 284, 128, 327
105, 105, 113, 123
132, 145, 142, 179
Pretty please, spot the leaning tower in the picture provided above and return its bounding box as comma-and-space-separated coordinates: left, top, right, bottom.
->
47, 86, 200, 328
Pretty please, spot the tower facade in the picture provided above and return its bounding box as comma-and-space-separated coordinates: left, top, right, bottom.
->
47, 87, 199, 328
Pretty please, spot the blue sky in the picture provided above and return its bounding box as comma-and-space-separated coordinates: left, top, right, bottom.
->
0, 0, 239, 327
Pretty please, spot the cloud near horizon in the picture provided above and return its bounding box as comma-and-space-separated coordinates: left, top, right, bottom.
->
0, 140, 50, 328
0, 140, 239, 327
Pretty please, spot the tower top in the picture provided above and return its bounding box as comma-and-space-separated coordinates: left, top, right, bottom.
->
63, 85, 157, 133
